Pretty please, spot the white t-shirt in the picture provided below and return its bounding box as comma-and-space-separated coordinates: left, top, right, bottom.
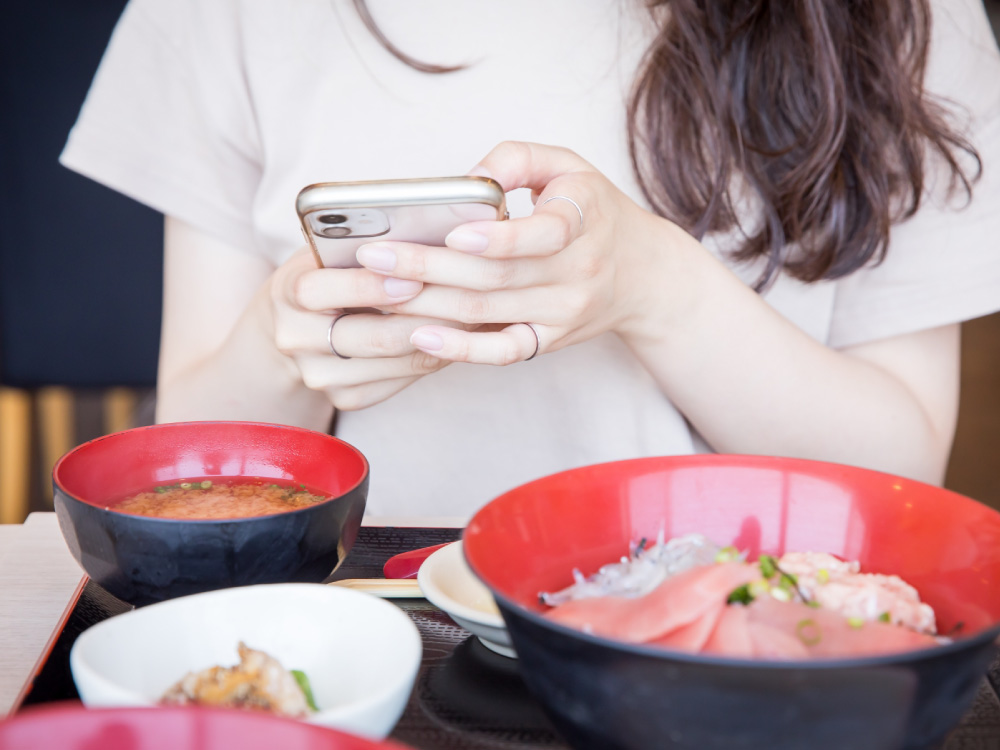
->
61, 0, 1000, 519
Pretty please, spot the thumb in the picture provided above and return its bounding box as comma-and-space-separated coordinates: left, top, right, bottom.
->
468, 141, 595, 196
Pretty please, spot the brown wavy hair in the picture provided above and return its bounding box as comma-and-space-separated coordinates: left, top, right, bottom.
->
355, 0, 981, 288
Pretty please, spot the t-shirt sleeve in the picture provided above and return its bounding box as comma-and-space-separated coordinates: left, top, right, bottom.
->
827, 0, 1000, 349
59, 0, 263, 253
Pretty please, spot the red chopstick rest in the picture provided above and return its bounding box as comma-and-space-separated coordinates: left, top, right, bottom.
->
382, 543, 452, 579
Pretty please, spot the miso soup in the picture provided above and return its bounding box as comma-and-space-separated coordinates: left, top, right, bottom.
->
112, 478, 329, 520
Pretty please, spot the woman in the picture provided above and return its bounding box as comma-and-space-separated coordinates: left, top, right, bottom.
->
61, 0, 1000, 516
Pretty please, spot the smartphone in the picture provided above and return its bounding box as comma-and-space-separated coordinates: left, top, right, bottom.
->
296, 176, 508, 269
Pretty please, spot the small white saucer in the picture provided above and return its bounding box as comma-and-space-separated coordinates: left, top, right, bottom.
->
417, 540, 515, 658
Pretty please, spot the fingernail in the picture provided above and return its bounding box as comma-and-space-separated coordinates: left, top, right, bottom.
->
383, 277, 422, 298
357, 244, 397, 272
410, 329, 444, 352
445, 228, 489, 254
466, 165, 491, 179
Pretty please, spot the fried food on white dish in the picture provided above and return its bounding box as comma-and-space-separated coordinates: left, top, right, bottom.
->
160, 642, 312, 717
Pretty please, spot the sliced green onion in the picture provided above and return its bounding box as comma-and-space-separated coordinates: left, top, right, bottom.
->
200, 480, 212, 489
758, 555, 777, 579
779, 572, 798, 587
806, 599, 821, 609
290, 669, 319, 712
770, 587, 791, 602
878, 612, 891, 623
727, 584, 753, 605
748, 579, 771, 599
848, 617, 865, 629
714, 546, 739, 563
816, 568, 830, 584
796, 619, 822, 646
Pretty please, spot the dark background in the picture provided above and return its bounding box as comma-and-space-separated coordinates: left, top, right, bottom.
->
1, 1, 999, 520
1, 0, 162, 389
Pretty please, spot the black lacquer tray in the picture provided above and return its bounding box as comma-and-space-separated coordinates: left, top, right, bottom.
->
17, 527, 1000, 750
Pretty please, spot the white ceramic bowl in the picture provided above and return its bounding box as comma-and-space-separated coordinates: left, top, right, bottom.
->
69, 583, 422, 740
416, 540, 514, 658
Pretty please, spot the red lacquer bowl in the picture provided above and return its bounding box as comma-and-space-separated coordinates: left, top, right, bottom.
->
53, 421, 369, 605
464, 455, 1000, 750
0, 704, 414, 750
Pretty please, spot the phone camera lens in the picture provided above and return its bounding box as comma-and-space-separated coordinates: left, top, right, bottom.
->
318, 214, 349, 225
320, 226, 352, 238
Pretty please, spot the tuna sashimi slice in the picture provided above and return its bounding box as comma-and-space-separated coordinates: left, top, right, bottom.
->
544, 562, 756, 643
702, 604, 755, 658
747, 618, 812, 660
746, 596, 940, 659
649, 600, 725, 653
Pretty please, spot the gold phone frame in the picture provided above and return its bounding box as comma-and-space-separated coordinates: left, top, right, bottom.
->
296, 176, 508, 268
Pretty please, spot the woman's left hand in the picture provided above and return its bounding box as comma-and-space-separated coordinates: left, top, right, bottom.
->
355, 142, 961, 486
357, 141, 693, 364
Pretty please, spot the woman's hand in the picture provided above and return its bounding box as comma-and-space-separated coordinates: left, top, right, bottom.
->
353, 142, 960, 485
267, 247, 464, 411
156, 217, 462, 427
355, 142, 693, 364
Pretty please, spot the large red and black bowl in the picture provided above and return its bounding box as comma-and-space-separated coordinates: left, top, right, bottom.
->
464, 455, 1000, 750
52, 421, 368, 606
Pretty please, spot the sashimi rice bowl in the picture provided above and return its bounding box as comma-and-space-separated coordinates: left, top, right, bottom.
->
463, 455, 1000, 750
538, 534, 945, 660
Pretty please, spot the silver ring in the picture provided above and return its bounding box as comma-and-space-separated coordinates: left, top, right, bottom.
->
327, 312, 353, 359
521, 322, 540, 361
541, 195, 584, 229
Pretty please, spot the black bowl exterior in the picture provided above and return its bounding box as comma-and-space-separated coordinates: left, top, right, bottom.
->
500, 600, 999, 750
53, 478, 366, 606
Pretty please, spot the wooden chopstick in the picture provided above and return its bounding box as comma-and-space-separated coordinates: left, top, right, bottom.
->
327, 578, 423, 598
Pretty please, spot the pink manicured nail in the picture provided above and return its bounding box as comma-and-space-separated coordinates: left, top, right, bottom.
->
466, 165, 491, 179
445, 228, 489, 254
357, 244, 397, 272
383, 278, 422, 298
410, 330, 444, 352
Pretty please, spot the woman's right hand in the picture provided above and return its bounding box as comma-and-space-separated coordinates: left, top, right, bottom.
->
156, 217, 456, 427
268, 247, 458, 412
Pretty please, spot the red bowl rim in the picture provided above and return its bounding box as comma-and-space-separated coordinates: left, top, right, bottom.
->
52, 420, 369, 524
463, 453, 1000, 670
2, 701, 412, 750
